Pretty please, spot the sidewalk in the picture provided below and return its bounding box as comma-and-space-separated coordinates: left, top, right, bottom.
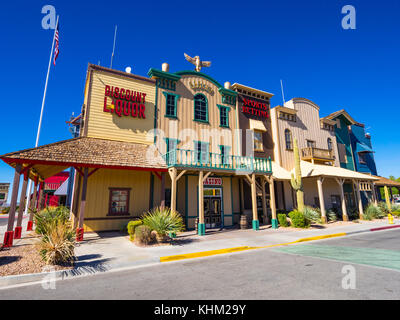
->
1, 218, 399, 288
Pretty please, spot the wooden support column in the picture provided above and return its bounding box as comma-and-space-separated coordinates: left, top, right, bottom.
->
354, 180, 364, 220
335, 178, 348, 221
317, 177, 327, 224
371, 183, 378, 206
71, 172, 82, 229
265, 175, 277, 229
76, 167, 89, 242
261, 178, 268, 225
15, 169, 30, 239
3, 164, 22, 247
168, 168, 177, 213
247, 173, 259, 230
390, 187, 394, 204
38, 181, 45, 211
27, 176, 39, 231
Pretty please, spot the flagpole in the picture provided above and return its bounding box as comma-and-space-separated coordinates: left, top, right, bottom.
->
24, 15, 59, 216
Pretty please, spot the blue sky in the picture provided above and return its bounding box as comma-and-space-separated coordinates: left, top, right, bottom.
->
1, 0, 399, 202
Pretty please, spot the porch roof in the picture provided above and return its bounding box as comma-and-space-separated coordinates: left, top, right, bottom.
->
372, 176, 400, 187
0, 137, 167, 180
292, 161, 379, 181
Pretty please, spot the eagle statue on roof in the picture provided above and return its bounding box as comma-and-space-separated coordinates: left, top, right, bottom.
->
184, 53, 211, 72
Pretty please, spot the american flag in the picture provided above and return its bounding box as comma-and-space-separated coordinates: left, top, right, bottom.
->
53, 23, 60, 66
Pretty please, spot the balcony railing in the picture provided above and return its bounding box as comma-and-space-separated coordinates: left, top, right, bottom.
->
164, 149, 272, 173
301, 147, 335, 161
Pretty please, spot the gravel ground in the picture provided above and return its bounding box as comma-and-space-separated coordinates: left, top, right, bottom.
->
0, 234, 73, 276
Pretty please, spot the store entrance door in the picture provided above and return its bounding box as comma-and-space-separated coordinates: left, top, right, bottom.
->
204, 188, 222, 229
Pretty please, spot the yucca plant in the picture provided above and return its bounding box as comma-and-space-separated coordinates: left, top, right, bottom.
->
142, 207, 185, 242
34, 206, 70, 235
37, 219, 76, 265
365, 204, 384, 220
302, 206, 322, 224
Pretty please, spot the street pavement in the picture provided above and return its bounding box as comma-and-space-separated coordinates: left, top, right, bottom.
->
1, 228, 399, 299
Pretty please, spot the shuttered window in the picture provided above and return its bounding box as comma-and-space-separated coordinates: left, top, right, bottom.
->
338, 143, 347, 163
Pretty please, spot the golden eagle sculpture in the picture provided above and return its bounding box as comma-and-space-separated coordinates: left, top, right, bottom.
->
184, 53, 211, 72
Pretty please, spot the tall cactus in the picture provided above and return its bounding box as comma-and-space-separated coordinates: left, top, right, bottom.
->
290, 137, 304, 212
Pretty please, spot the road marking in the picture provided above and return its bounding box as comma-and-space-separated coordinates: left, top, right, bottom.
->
160, 233, 347, 262
274, 244, 400, 271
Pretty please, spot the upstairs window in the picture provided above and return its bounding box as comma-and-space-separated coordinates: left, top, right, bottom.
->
254, 131, 263, 152
218, 105, 230, 128
327, 138, 333, 151
194, 94, 208, 122
358, 152, 367, 164
163, 92, 179, 118
306, 140, 316, 148
285, 129, 293, 150
219, 145, 231, 165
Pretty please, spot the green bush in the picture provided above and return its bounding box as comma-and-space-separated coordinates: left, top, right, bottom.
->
34, 206, 70, 236
391, 204, 400, 212
302, 206, 321, 224
142, 206, 185, 237
134, 225, 153, 245
127, 220, 142, 240
364, 204, 384, 220
277, 213, 288, 227
327, 210, 338, 222
348, 208, 359, 220
392, 211, 400, 217
289, 210, 309, 228
378, 202, 390, 215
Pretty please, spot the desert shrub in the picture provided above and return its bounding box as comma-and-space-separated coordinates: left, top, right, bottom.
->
277, 213, 288, 227
127, 220, 142, 240
134, 225, 153, 245
392, 211, 400, 217
289, 210, 309, 228
365, 204, 384, 220
327, 210, 338, 222
302, 206, 321, 224
391, 204, 400, 212
34, 206, 70, 235
378, 202, 390, 215
37, 218, 75, 265
142, 207, 185, 237
348, 208, 359, 220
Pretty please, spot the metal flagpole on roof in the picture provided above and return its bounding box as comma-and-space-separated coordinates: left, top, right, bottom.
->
110, 25, 117, 69
24, 15, 60, 216
280, 79, 286, 106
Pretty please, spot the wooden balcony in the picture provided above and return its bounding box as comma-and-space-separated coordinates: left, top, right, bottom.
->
164, 149, 272, 174
301, 147, 335, 163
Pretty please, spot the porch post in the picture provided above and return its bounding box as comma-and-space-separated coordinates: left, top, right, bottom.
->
251, 173, 259, 230
27, 176, 39, 231
3, 163, 22, 247
390, 187, 394, 204
266, 176, 278, 229
317, 177, 327, 224
371, 183, 378, 206
76, 167, 89, 241
168, 168, 177, 213
38, 182, 45, 210
261, 178, 268, 224
15, 169, 30, 239
335, 178, 348, 221
354, 180, 364, 220
198, 171, 205, 235
71, 173, 82, 229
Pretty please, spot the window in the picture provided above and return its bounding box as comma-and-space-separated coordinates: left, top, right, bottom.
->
0, 193, 5, 200
338, 143, 347, 163
108, 188, 130, 215
307, 140, 316, 148
358, 152, 367, 164
279, 112, 296, 122
331, 195, 341, 210
164, 138, 179, 164
194, 94, 208, 122
219, 145, 231, 165
163, 92, 179, 118
285, 129, 293, 150
327, 138, 333, 151
218, 105, 230, 128
195, 141, 209, 164
253, 131, 263, 151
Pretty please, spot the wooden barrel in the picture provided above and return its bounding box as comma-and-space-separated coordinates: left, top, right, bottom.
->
240, 215, 249, 229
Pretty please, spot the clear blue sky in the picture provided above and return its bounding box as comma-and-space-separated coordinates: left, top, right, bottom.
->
1, 0, 399, 202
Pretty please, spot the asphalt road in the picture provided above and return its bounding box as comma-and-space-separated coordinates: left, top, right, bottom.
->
1, 228, 399, 300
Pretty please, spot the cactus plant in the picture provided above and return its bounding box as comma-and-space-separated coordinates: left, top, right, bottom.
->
290, 138, 305, 212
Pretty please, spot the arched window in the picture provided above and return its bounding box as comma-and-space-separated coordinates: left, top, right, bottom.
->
327, 138, 333, 151
194, 94, 208, 122
285, 129, 293, 150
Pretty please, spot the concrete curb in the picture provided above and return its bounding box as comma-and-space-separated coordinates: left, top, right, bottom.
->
1, 223, 399, 289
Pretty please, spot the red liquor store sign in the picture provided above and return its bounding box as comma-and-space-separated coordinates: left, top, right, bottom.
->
103, 85, 147, 118
241, 97, 269, 118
